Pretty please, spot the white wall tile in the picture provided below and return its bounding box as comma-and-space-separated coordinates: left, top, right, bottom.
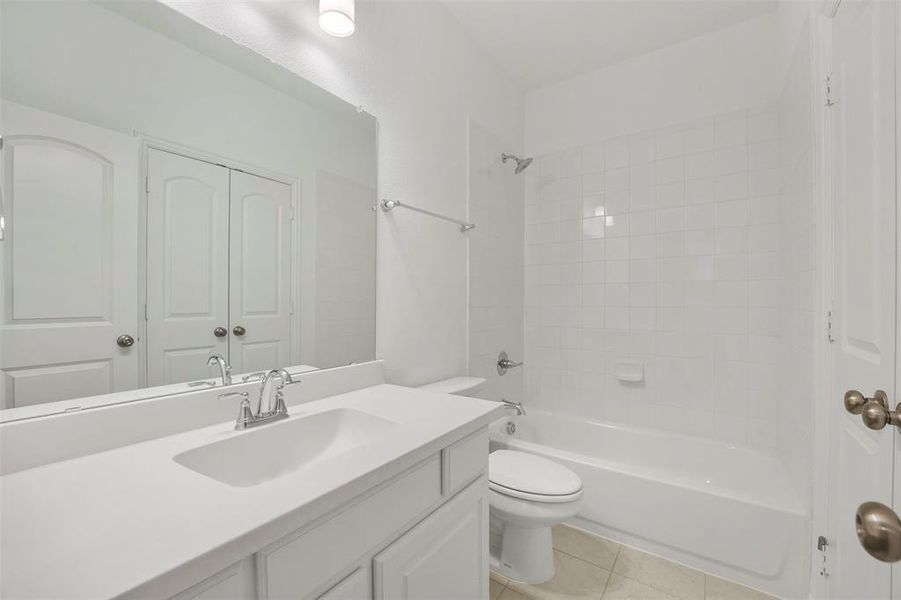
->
630, 132, 657, 164
605, 136, 630, 169
521, 104, 796, 459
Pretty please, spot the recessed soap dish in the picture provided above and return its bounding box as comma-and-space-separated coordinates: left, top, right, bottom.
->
615, 361, 644, 383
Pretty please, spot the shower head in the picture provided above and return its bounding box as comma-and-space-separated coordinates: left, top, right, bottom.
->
501, 153, 533, 174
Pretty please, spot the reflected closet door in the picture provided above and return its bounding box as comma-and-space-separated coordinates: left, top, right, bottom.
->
0, 102, 140, 408
228, 170, 292, 374
146, 149, 229, 386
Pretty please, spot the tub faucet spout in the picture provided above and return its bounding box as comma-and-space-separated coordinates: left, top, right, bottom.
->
501, 398, 526, 416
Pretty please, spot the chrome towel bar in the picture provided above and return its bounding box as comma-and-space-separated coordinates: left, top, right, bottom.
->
381, 199, 474, 232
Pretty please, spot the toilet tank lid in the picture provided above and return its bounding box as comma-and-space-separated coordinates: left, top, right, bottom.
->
418, 376, 487, 395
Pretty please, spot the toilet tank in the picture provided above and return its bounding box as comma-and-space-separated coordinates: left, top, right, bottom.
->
418, 376, 487, 398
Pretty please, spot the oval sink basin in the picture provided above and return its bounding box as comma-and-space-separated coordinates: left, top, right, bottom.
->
174, 408, 399, 487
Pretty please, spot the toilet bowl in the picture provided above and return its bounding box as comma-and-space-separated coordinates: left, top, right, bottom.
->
488, 449, 583, 583
419, 377, 584, 584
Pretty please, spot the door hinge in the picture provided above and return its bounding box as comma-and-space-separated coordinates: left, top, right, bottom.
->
817, 535, 830, 577
145, 175, 149, 195
826, 309, 835, 342
824, 74, 835, 107
144, 303, 148, 322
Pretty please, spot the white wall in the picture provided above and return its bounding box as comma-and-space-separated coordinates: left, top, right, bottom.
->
525, 13, 780, 156
160, 0, 525, 386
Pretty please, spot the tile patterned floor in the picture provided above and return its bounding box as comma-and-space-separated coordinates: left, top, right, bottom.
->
490, 525, 778, 600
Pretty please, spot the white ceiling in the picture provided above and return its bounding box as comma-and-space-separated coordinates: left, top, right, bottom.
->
441, 1, 778, 90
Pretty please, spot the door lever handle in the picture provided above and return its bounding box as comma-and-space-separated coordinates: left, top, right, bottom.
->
844, 390, 901, 431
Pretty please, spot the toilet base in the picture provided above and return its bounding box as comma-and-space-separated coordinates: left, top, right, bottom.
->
490, 523, 555, 584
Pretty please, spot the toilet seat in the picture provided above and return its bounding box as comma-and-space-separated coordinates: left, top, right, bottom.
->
489, 450, 583, 504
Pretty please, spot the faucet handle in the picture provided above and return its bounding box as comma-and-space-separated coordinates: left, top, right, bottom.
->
219, 391, 252, 430
275, 390, 288, 415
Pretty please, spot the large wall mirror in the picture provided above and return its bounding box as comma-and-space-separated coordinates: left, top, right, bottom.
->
0, 1, 377, 415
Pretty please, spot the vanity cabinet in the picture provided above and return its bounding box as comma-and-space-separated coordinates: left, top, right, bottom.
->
373, 476, 488, 600
171, 427, 491, 600
171, 558, 256, 600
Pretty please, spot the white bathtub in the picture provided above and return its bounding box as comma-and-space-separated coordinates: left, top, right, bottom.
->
489, 411, 808, 599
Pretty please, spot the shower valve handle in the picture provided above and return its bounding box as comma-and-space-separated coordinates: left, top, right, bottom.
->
497, 351, 523, 376
845, 390, 901, 431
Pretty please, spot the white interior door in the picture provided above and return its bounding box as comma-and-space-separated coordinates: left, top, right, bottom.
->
228, 170, 292, 374
827, 1, 898, 597
0, 101, 139, 408
146, 149, 229, 386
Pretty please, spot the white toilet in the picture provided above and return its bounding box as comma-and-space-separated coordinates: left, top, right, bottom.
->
419, 377, 584, 584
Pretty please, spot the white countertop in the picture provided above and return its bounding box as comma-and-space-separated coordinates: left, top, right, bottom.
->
0, 384, 504, 599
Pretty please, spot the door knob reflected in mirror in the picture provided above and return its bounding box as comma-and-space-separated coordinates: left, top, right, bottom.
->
213, 326, 228, 338
844, 390, 900, 431
233, 325, 246, 336
116, 334, 135, 348
857, 501, 901, 562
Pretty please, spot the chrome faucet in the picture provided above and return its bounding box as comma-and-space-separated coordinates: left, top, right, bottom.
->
230, 369, 296, 430
257, 368, 294, 415
500, 398, 526, 416
207, 355, 232, 386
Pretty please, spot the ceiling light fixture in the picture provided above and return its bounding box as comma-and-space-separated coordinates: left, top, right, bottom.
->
319, 0, 355, 37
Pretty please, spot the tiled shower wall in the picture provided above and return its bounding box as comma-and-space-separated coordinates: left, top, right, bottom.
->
523, 107, 786, 450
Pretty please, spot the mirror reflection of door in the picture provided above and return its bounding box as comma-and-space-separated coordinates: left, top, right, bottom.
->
228, 170, 292, 376
146, 149, 292, 386
145, 149, 229, 387
0, 103, 140, 409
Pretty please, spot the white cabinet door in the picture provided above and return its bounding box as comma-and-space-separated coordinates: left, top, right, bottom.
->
373, 477, 489, 600
228, 170, 292, 373
146, 149, 230, 386
0, 101, 140, 408
827, 1, 898, 598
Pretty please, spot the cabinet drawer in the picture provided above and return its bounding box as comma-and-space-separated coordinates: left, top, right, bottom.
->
443, 427, 488, 495
259, 455, 441, 600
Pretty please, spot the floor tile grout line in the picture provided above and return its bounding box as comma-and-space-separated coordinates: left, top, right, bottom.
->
597, 566, 613, 600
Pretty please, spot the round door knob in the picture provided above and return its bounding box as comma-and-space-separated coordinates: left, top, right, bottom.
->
862, 401, 891, 430
233, 325, 246, 336
857, 501, 901, 562
845, 390, 867, 415
213, 326, 228, 338
116, 334, 135, 348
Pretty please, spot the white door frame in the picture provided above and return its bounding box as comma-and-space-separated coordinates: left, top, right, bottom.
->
811, 2, 838, 596
137, 134, 301, 383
